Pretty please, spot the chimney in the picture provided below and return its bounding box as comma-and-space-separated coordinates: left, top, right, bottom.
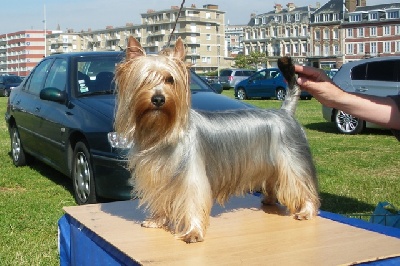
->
287, 3, 296, 11
274, 4, 283, 13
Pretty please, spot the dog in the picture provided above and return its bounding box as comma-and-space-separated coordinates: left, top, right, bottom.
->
114, 36, 320, 243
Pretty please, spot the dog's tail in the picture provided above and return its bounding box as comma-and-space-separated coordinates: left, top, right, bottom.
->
278, 56, 301, 115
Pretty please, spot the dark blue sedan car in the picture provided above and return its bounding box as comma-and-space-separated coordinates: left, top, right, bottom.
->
5, 51, 253, 205
234, 68, 312, 100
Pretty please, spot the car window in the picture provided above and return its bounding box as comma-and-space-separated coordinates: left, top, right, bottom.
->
220, 70, 232, 76
24, 58, 53, 96
77, 56, 120, 95
0, 77, 3, 83
366, 61, 398, 82
44, 59, 67, 91
235, 71, 243, 76
253, 70, 266, 80
351, 63, 367, 80
243, 71, 254, 76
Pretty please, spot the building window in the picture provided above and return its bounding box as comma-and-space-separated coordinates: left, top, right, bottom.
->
254, 18, 260, 25
285, 44, 290, 54
293, 43, 298, 53
396, 25, 400, 35
323, 28, 329, 39
314, 14, 320, 22
384, 26, 391, 35
358, 43, 364, 54
346, 43, 354, 54
302, 43, 307, 53
349, 14, 361, 22
333, 28, 338, 39
324, 44, 329, 56
206, 23, 211, 29
302, 26, 307, 36
370, 42, 377, 55
323, 14, 330, 22
206, 34, 211, 40
315, 45, 320, 56
295, 13, 300, 21
369, 12, 378, 20
347, 28, 353, 38
358, 28, 364, 37
315, 30, 320, 40
370, 27, 377, 36
262, 17, 266, 24
202, 57, 207, 62
293, 27, 298, 37
207, 45, 211, 51
286, 14, 291, 22
387, 10, 400, 19
396, 41, 400, 52
334, 44, 339, 55
332, 13, 338, 21
384, 41, 391, 53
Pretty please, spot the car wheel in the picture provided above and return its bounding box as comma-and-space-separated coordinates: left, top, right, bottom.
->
72, 141, 98, 204
237, 88, 247, 100
10, 126, 28, 166
334, 109, 364, 134
276, 88, 286, 101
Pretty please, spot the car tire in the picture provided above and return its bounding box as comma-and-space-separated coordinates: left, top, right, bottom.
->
10, 126, 28, 166
334, 109, 364, 134
72, 141, 98, 205
237, 88, 247, 100
276, 88, 286, 101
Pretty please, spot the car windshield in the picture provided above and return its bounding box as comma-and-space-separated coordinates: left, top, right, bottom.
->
76, 56, 214, 97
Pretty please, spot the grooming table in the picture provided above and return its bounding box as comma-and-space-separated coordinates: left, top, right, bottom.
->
58, 195, 400, 265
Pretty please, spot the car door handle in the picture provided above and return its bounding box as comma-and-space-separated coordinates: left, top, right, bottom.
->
35, 107, 41, 112
356, 87, 368, 92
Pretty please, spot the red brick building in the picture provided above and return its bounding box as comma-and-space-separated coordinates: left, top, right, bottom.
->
0, 30, 51, 77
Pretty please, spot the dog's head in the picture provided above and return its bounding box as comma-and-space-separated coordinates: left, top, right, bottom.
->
115, 36, 190, 148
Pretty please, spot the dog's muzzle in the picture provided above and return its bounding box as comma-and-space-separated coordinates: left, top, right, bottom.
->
151, 94, 165, 107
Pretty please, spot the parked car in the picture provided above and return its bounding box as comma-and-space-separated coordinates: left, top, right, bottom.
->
234, 68, 312, 100
0, 75, 23, 96
200, 76, 223, 94
5, 51, 254, 205
324, 69, 338, 79
219, 68, 256, 89
322, 56, 400, 134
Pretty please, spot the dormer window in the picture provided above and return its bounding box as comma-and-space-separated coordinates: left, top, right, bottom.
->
387, 10, 400, 19
323, 14, 330, 21
349, 14, 361, 22
369, 12, 378, 20
295, 13, 300, 21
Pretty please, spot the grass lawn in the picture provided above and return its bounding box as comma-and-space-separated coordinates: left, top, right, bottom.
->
1, 91, 400, 265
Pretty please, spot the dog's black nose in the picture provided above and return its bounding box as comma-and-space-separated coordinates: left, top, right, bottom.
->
151, 94, 165, 107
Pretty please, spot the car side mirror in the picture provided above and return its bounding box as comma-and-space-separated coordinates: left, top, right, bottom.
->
211, 83, 223, 94
40, 87, 66, 103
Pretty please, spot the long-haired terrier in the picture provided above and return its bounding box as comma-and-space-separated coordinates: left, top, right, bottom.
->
114, 36, 320, 243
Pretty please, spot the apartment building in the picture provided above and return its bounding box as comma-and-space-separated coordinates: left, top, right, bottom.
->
242, 3, 316, 68
0, 30, 51, 76
342, 3, 400, 62
225, 24, 246, 57
307, 0, 348, 69
140, 4, 226, 72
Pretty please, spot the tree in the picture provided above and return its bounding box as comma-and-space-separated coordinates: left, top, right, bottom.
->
233, 51, 268, 69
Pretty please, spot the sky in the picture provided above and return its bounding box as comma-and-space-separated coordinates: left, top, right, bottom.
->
1, 0, 398, 34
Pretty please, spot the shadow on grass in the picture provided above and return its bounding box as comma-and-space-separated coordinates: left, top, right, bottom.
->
320, 192, 376, 215
7, 151, 73, 196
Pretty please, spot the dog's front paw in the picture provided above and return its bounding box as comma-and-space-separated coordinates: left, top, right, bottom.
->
141, 219, 165, 228
181, 230, 204, 243
294, 200, 318, 220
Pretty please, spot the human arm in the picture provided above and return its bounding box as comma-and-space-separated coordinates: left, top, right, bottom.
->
294, 65, 400, 131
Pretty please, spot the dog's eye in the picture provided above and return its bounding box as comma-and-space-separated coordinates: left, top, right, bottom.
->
165, 76, 174, 84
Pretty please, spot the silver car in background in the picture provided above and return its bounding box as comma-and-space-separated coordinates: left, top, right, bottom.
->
219, 68, 255, 89
323, 56, 400, 134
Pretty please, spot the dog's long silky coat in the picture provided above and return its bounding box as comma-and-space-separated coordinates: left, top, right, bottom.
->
114, 36, 320, 243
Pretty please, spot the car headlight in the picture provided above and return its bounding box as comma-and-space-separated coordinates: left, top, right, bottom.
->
107, 132, 132, 149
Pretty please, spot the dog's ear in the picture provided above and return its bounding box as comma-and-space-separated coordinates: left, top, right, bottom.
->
174, 37, 186, 61
126, 36, 145, 60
